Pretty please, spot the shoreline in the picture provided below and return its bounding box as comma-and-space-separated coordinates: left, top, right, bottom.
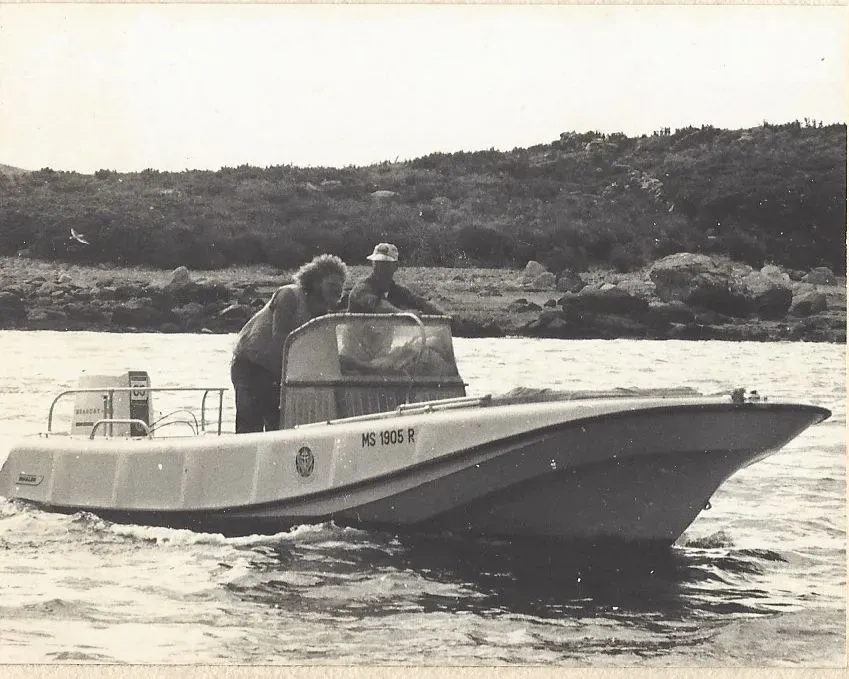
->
0, 257, 845, 343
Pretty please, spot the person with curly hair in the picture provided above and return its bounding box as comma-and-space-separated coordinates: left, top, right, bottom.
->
231, 254, 347, 433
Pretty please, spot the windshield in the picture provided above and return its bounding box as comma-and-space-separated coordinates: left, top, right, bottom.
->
283, 313, 461, 383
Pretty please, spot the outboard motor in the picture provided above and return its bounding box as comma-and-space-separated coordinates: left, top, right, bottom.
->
71, 370, 152, 437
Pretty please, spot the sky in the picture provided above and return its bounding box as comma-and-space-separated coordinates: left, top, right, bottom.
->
0, 3, 846, 174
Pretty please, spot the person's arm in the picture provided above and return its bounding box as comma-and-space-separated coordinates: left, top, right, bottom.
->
269, 287, 301, 373
388, 282, 447, 316
347, 282, 400, 313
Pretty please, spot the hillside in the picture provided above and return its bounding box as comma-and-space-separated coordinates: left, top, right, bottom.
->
0, 121, 845, 273
0, 163, 29, 177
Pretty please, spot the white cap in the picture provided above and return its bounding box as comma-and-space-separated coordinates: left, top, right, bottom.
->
366, 242, 399, 262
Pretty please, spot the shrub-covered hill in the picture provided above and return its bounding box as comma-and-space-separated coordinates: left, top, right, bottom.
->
0, 121, 845, 273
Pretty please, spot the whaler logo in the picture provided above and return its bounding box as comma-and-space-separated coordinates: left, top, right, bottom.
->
295, 446, 315, 478
17, 472, 43, 486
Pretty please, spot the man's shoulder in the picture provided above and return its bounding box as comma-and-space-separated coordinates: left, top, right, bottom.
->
271, 283, 302, 306
349, 276, 379, 296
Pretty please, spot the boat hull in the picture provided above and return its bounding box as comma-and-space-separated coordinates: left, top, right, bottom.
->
0, 398, 829, 545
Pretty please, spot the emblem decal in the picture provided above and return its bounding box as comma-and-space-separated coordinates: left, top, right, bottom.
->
295, 446, 315, 478
17, 473, 43, 486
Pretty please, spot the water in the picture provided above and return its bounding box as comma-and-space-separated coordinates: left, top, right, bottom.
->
0, 332, 844, 666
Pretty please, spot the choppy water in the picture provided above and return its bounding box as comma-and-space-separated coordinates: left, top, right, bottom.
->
0, 332, 844, 666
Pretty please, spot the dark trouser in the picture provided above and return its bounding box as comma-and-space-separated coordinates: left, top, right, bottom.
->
230, 356, 280, 433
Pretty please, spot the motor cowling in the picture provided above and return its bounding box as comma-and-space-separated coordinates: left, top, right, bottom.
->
71, 370, 152, 437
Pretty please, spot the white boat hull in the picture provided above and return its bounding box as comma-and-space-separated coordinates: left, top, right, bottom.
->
0, 397, 829, 545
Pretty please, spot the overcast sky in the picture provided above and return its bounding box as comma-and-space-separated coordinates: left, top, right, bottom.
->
0, 3, 845, 174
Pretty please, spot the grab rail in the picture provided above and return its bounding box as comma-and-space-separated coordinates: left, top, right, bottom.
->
89, 419, 151, 440
47, 386, 228, 436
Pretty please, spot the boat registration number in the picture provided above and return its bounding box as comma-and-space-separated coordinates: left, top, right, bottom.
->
361, 428, 416, 447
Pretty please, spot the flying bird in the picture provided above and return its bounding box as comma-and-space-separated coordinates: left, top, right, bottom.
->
69, 228, 90, 245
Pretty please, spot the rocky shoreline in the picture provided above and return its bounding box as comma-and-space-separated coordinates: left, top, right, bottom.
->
0, 254, 844, 343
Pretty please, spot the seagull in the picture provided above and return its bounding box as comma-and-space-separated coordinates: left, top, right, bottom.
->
69, 228, 90, 245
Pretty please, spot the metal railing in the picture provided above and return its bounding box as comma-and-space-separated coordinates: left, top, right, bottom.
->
47, 386, 228, 437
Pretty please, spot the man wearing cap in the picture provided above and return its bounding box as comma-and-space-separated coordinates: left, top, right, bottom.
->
347, 242, 446, 316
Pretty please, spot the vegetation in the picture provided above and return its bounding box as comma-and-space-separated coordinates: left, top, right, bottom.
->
0, 121, 845, 273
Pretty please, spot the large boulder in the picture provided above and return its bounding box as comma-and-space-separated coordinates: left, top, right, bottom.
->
789, 291, 828, 317
556, 271, 585, 293
649, 253, 752, 317
522, 261, 547, 281
559, 287, 649, 316
650, 253, 727, 302
737, 271, 793, 319
615, 278, 656, 299
801, 267, 837, 286
164, 266, 192, 292
759, 264, 791, 284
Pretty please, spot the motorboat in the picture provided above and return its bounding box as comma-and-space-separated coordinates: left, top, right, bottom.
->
0, 313, 831, 545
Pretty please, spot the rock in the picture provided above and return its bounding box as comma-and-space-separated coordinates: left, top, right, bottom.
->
57, 273, 72, 285
165, 266, 192, 292
528, 272, 556, 291
667, 322, 713, 340
694, 310, 730, 325
543, 298, 558, 308
522, 261, 547, 280
801, 267, 837, 286
787, 269, 806, 282
111, 300, 165, 328
523, 308, 563, 331
556, 271, 585, 293
650, 253, 727, 302
26, 308, 69, 329
738, 271, 793, 319
62, 302, 107, 324
645, 301, 696, 325
559, 287, 649, 316
450, 316, 506, 338
650, 252, 755, 317
788, 316, 843, 342
543, 312, 651, 339
615, 278, 656, 299
369, 190, 398, 200
759, 264, 791, 284
507, 298, 543, 313
789, 291, 828, 317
